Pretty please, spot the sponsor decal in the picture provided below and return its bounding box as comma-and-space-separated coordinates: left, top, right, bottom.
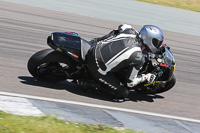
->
99, 78, 117, 90
160, 63, 169, 67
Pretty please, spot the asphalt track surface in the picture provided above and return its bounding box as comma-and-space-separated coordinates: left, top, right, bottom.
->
0, 1, 200, 121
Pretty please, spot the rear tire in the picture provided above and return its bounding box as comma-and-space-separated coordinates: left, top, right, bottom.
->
27, 49, 76, 82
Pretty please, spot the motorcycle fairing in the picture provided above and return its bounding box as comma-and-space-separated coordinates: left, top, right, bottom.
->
47, 32, 92, 62
47, 32, 82, 62
51, 32, 81, 49
143, 47, 176, 87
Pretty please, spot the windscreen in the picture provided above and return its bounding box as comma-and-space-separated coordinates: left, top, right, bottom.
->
163, 48, 175, 65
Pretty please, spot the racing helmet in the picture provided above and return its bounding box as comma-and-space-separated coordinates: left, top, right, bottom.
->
139, 25, 164, 53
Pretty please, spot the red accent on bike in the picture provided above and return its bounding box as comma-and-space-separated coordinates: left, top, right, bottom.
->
162, 44, 167, 47
67, 32, 73, 34
72, 54, 78, 58
160, 63, 169, 67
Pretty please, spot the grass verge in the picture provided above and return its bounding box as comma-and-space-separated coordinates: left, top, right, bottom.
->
136, 0, 200, 12
0, 111, 141, 133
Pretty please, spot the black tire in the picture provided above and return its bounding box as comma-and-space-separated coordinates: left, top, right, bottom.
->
135, 75, 176, 94
154, 74, 176, 94
27, 49, 76, 82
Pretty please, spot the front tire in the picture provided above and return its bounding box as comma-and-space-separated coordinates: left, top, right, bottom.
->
154, 74, 176, 94
27, 49, 76, 82
135, 75, 176, 94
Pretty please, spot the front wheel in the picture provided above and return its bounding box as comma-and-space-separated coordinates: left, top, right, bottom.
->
154, 75, 176, 94
135, 75, 176, 94
27, 49, 76, 82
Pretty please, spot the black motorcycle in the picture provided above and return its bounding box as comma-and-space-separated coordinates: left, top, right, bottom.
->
27, 32, 176, 94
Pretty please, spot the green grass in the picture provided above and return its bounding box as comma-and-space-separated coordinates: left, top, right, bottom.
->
136, 0, 200, 12
0, 111, 141, 133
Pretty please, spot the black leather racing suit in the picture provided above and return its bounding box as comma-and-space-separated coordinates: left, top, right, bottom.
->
86, 25, 145, 99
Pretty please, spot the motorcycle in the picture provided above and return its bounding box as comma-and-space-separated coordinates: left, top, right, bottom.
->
27, 31, 176, 95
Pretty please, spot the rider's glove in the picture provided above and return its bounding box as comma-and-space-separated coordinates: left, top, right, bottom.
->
143, 73, 156, 83
127, 73, 156, 88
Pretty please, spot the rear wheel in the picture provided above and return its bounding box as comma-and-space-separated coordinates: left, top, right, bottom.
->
27, 49, 76, 82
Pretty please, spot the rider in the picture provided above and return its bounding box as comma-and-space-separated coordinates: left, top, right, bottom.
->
81, 24, 164, 102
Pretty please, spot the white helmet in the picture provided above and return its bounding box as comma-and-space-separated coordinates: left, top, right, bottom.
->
139, 25, 164, 53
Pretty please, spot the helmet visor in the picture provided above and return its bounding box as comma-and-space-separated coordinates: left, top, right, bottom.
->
152, 38, 163, 48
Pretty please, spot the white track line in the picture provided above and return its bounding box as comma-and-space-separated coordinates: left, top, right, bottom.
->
0, 91, 200, 123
